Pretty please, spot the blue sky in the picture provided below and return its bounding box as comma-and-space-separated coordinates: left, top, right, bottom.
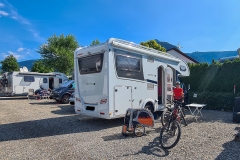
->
0, 0, 240, 62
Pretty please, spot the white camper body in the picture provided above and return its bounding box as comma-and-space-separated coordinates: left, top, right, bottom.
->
0, 72, 68, 96
74, 38, 190, 119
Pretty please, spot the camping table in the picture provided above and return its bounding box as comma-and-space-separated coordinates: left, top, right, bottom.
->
185, 103, 206, 122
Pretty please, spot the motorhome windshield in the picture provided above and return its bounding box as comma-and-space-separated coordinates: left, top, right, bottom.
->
60, 80, 74, 87
78, 53, 104, 74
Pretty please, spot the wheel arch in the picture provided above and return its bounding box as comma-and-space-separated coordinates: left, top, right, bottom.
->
142, 99, 155, 112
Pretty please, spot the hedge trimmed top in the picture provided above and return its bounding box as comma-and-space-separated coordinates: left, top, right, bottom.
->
180, 58, 240, 94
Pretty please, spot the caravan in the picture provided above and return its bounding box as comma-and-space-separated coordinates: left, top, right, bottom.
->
74, 38, 190, 119
0, 71, 68, 96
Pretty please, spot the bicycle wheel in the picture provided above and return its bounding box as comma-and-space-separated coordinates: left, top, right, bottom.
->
161, 111, 172, 127
134, 123, 145, 137
159, 120, 181, 149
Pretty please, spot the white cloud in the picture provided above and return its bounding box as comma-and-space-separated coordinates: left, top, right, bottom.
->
10, 10, 30, 25
0, 10, 9, 17
17, 47, 24, 52
2, 1, 45, 42
0, 2, 5, 7
7, 51, 23, 60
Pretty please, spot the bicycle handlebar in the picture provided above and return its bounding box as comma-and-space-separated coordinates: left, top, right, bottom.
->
166, 99, 183, 107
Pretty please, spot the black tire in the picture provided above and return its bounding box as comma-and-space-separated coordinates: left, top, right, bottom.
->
61, 94, 70, 104
134, 123, 145, 137
161, 111, 172, 127
144, 104, 154, 114
70, 102, 74, 105
159, 120, 181, 149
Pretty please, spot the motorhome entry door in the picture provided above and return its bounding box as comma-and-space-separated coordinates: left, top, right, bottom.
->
54, 78, 59, 89
166, 67, 173, 100
114, 86, 132, 116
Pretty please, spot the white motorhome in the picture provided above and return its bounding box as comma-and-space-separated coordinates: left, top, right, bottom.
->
74, 38, 190, 119
0, 71, 68, 96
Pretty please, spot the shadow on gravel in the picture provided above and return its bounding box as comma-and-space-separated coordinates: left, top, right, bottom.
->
182, 109, 233, 125
0, 115, 124, 142
29, 101, 58, 105
215, 140, 240, 160
0, 97, 28, 100
118, 137, 169, 158
102, 127, 162, 142
51, 105, 76, 115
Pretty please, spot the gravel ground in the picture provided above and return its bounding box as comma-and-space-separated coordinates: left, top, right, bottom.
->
0, 96, 240, 160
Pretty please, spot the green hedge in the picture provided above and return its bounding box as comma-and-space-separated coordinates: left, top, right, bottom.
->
188, 91, 239, 111
180, 58, 240, 93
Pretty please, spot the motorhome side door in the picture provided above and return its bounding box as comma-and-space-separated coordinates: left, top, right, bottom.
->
54, 78, 60, 89
165, 67, 173, 100
114, 86, 132, 116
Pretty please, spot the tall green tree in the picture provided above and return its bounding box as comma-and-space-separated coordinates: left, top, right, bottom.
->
140, 40, 166, 52
90, 39, 100, 46
37, 34, 79, 75
31, 60, 53, 73
0, 54, 20, 72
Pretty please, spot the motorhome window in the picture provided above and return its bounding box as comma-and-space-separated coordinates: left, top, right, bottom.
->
24, 76, 35, 82
43, 78, 47, 83
78, 53, 104, 74
59, 78, 62, 83
116, 55, 140, 72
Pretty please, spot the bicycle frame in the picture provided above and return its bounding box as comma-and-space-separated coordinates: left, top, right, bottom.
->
163, 100, 182, 129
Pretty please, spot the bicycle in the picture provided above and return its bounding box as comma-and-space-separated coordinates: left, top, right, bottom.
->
159, 99, 186, 149
161, 99, 187, 127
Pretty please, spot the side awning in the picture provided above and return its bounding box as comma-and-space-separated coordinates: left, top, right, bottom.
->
167, 60, 190, 77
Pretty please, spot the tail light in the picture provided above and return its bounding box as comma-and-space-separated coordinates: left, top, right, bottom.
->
100, 98, 107, 104
76, 97, 81, 103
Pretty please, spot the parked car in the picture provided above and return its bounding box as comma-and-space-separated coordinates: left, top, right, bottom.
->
50, 80, 75, 104
69, 92, 75, 105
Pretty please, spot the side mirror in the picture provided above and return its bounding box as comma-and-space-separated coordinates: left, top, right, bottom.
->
188, 84, 190, 90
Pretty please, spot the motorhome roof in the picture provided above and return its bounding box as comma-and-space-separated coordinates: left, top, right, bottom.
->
18, 72, 58, 76
75, 38, 181, 62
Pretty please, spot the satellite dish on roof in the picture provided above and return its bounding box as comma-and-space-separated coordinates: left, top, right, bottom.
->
20, 66, 28, 72
23, 66, 28, 72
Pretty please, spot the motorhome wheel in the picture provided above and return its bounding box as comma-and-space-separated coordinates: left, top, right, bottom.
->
144, 104, 154, 114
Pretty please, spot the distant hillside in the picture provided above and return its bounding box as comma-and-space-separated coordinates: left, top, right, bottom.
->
18, 59, 38, 71
186, 51, 238, 64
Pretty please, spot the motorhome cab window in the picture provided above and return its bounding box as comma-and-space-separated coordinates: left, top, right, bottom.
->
43, 78, 47, 83
24, 76, 35, 82
116, 55, 140, 72
78, 54, 104, 74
